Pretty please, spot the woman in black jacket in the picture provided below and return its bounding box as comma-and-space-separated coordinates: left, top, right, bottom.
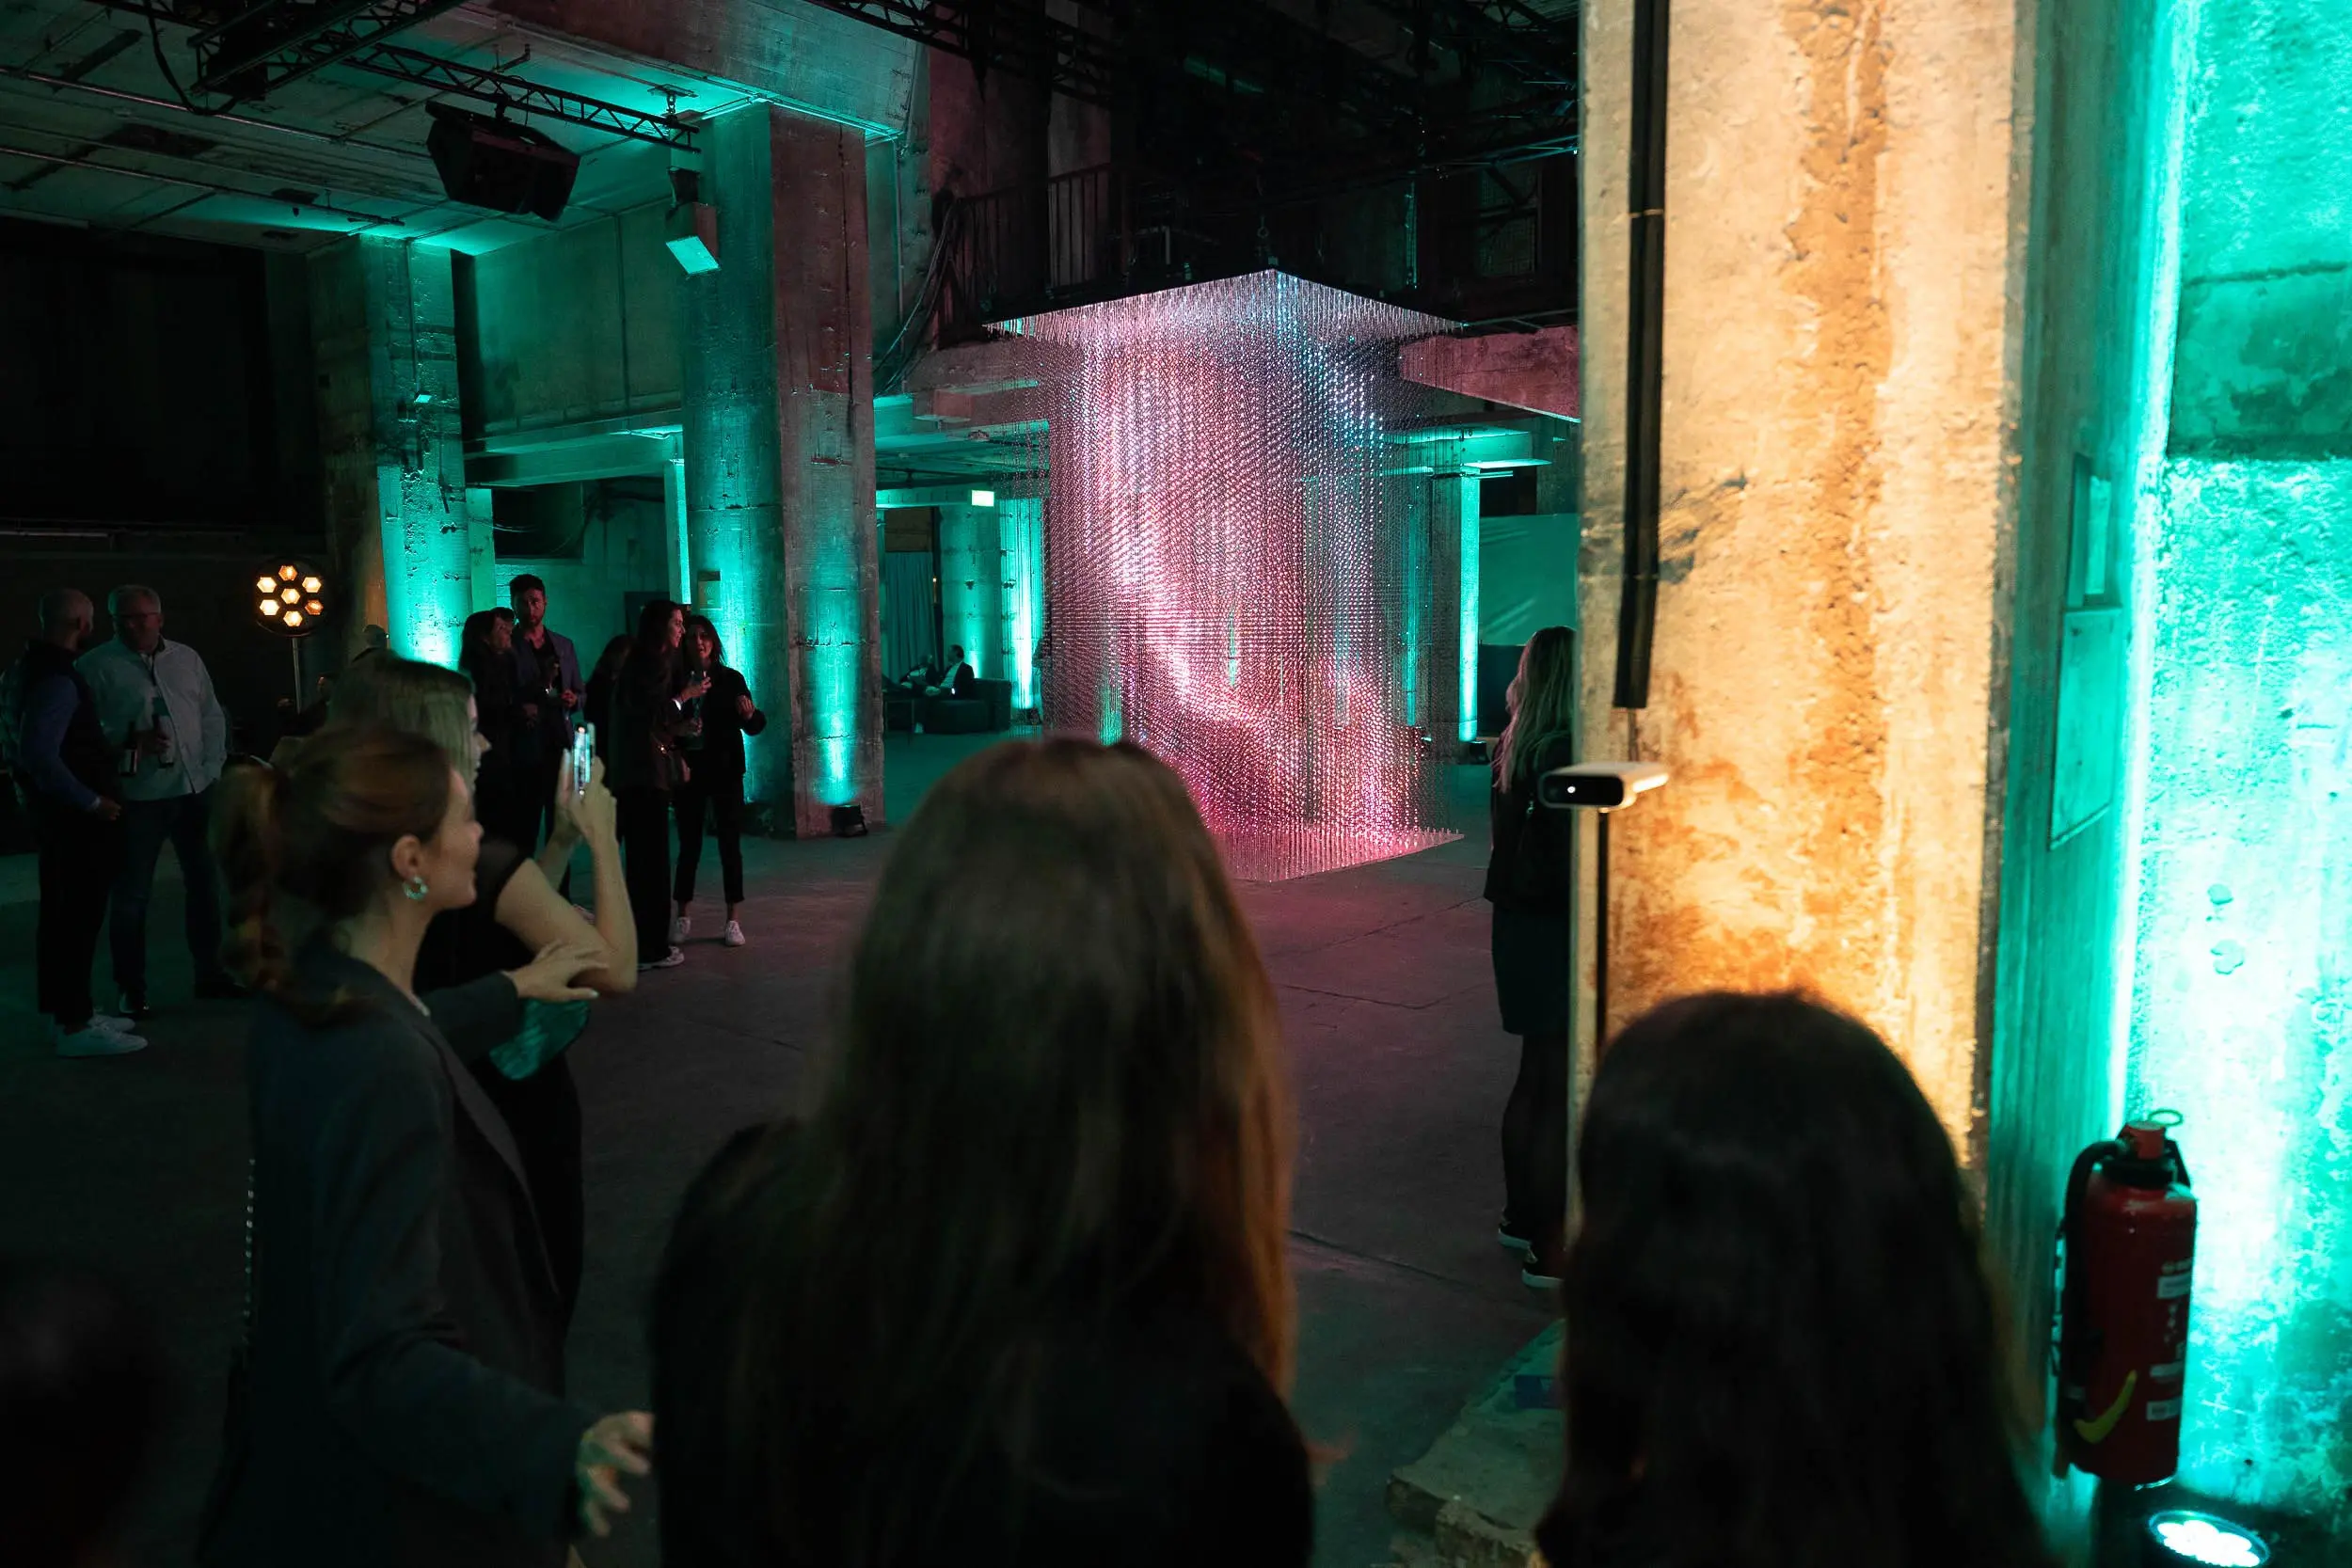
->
671, 614, 765, 949
609, 601, 706, 972
199, 724, 649, 1568
1484, 626, 1579, 1289
649, 739, 1312, 1568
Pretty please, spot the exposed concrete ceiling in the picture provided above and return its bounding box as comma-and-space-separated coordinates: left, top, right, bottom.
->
0, 0, 910, 254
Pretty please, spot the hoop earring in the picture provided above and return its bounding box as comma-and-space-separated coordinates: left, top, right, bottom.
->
403, 875, 430, 902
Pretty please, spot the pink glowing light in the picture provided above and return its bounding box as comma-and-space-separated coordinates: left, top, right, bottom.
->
1007, 272, 1463, 880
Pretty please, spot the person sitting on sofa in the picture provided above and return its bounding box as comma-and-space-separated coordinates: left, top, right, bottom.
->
893, 654, 943, 694
925, 646, 977, 699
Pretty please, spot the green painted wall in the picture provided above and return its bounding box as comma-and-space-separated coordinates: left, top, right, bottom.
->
2119, 0, 2352, 1536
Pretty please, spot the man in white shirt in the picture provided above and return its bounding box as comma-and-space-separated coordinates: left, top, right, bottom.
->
77, 585, 238, 1019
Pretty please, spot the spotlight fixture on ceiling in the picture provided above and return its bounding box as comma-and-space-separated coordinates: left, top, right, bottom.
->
664, 160, 719, 275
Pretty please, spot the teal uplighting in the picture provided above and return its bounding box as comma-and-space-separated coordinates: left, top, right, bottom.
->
1455, 473, 1479, 744
1001, 497, 1045, 709
2116, 0, 2352, 1537
379, 477, 471, 668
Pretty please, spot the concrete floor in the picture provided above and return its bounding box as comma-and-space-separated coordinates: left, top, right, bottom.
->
0, 736, 1551, 1568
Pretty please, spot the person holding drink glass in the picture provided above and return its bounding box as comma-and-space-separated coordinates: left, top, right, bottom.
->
78, 584, 241, 1019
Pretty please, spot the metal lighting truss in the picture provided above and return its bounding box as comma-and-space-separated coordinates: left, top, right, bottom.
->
339, 42, 693, 147
186, 0, 471, 100
103, 0, 693, 146
802, 0, 1574, 182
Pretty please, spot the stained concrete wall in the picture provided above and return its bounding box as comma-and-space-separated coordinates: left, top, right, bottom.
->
1983, 0, 2186, 1543
1577, 0, 2027, 1145
310, 238, 482, 667
2122, 0, 2352, 1535
490, 479, 676, 660
681, 104, 883, 832
465, 206, 684, 442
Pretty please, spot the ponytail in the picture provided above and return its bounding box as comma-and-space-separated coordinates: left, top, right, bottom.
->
205, 724, 454, 1022
212, 759, 294, 1001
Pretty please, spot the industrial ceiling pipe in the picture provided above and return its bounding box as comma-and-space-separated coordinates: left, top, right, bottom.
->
1613, 0, 1669, 711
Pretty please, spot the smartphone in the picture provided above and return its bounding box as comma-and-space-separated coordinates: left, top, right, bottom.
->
572, 723, 595, 797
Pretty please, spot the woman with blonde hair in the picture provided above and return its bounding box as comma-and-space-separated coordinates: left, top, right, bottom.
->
1484, 626, 1579, 1288
650, 738, 1311, 1568
332, 654, 634, 1324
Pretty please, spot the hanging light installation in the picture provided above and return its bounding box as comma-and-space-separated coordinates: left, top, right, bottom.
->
1004, 271, 1462, 880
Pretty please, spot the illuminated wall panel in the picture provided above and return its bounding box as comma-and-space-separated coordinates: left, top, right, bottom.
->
310, 237, 475, 666
1008, 272, 1459, 880
2120, 0, 2352, 1530
2128, 466, 2352, 1518
1000, 496, 1045, 710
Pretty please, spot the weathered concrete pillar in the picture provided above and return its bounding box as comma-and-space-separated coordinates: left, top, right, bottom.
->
996, 497, 1045, 714
1578, 0, 2026, 1147
681, 103, 884, 832
936, 502, 1002, 678
310, 237, 485, 666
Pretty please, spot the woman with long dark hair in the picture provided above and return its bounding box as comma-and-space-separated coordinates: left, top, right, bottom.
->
1484, 626, 1578, 1287
581, 633, 631, 753
458, 610, 524, 847
610, 600, 706, 971
1539, 992, 2051, 1568
331, 655, 637, 1329
671, 614, 764, 949
649, 738, 1311, 1568
199, 725, 649, 1566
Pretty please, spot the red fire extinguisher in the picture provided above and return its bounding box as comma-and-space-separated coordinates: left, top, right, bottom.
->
2056, 1113, 2195, 1484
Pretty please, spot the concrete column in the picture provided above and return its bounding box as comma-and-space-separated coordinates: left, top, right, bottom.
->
1439, 470, 1480, 746
937, 502, 1001, 678
997, 497, 1045, 714
1578, 0, 2027, 1146
310, 237, 480, 666
662, 455, 691, 606
681, 103, 883, 832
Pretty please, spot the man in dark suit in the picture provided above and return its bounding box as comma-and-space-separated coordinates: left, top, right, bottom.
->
504, 576, 582, 855
2, 589, 142, 1056
930, 645, 977, 698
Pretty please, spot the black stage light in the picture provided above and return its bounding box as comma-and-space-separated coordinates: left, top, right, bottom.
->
427, 105, 579, 221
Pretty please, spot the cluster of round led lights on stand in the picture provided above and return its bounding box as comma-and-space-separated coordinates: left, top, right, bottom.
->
254, 562, 327, 634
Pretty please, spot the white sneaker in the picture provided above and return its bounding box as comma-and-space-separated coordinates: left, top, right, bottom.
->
638, 946, 686, 972
671, 914, 691, 944
89, 1012, 139, 1035
57, 1023, 148, 1057
723, 920, 745, 948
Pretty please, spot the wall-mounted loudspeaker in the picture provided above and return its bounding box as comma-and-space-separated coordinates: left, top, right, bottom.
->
426, 106, 579, 221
